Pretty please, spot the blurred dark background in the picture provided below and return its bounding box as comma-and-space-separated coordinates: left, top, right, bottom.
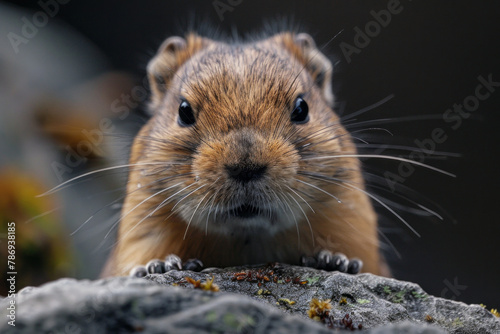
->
1, 0, 498, 306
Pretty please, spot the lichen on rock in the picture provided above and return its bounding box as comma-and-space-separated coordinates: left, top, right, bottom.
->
1, 264, 498, 333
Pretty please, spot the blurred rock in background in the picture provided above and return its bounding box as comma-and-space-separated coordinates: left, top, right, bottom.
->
0, 2, 140, 291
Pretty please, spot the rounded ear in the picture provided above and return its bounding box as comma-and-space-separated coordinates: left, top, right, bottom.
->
294, 33, 316, 49
295, 33, 334, 107
149, 36, 187, 95
285, 33, 335, 107
147, 34, 210, 111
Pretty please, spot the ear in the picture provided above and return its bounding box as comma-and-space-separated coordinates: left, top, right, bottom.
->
147, 33, 210, 111
278, 33, 335, 107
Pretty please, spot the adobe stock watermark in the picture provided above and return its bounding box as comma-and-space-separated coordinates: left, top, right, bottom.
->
6, 222, 17, 327
51, 76, 150, 182
7, 0, 71, 54
384, 73, 499, 191
212, 0, 243, 22
339, 0, 411, 64
441, 277, 467, 300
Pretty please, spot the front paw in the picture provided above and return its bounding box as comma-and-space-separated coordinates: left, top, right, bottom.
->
300, 250, 362, 274
129, 254, 204, 277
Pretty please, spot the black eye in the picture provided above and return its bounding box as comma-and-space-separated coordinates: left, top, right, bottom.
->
291, 97, 309, 124
178, 100, 195, 126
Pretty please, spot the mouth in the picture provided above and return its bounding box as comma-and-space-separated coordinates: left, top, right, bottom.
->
230, 204, 261, 219
207, 202, 288, 235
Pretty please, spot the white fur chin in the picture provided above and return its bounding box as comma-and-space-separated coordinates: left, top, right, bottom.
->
190, 214, 296, 237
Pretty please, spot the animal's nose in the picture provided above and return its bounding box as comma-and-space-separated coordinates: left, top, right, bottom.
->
225, 164, 267, 183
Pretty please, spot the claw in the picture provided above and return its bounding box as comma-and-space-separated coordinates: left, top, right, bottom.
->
129, 266, 148, 278
146, 259, 166, 274
300, 255, 317, 268
301, 250, 363, 274
183, 258, 204, 272
347, 259, 363, 274
164, 254, 183, 271
330, 253, 348, 272
130, 254, 205, 277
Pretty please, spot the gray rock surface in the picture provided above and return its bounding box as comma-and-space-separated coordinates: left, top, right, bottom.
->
1, 264, 498, 333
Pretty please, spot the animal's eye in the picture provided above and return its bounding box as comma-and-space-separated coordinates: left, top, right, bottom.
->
178, 100, 195, 126
291, 96, 309, 124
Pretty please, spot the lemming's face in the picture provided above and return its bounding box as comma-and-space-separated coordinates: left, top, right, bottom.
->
135, 34, 359, 236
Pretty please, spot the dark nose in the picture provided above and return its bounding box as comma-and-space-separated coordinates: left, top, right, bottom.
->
225, 164, 267, 183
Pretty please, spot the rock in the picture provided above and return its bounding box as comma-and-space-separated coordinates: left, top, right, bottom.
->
369, 321, 446, 333
1, 264, 498, 333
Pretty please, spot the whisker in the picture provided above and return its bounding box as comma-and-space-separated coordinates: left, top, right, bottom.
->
286, 191, 314, 247
344, 114, 449, 129
38, 162, 169, 196
71, 173, 191, 236
362, 171, 454, 222
280, 189, 300, 248
416, 204, 443, 220
269, 187, 291, 220
295, 178, 342, 203
24, 207, 60, 224
204, 192, 216, 235
108, 182, 197, 251
364, 183, 443, 219
193, 177, 222, 235
284, 29, 344, 101
160, 183, 202, 221
204, 188, 221, 235
351, 136, 370, 145
103, 182, 184, 240
292, 122, 344, 146
87, 212, 120, 254
378, 228, 402, 259
298, 127, 393, 152
370, 189, 440, 218
170, 183, 207, 212
285, 185, 315, 213
356, 144, 460, 157
299, 173, 421, 237
302, 154, 456, 177
340, 94, 395, 121
198, 177, 221, 213
184, 191, 210, 240
90, 210, 123, 254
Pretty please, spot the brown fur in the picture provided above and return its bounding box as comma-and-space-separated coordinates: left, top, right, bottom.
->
102, 32, 388, 277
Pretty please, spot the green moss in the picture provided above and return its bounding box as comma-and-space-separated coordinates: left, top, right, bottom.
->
451, 317, 464, 327
207, 311, 256, 331
356, 299, 371, 305
392, 290, 405, 303
380, 286, 411, 303
411, 291, 428, 299
305, 276, 321, 285
205, 310, 217, 323
223, 313, 239, 329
